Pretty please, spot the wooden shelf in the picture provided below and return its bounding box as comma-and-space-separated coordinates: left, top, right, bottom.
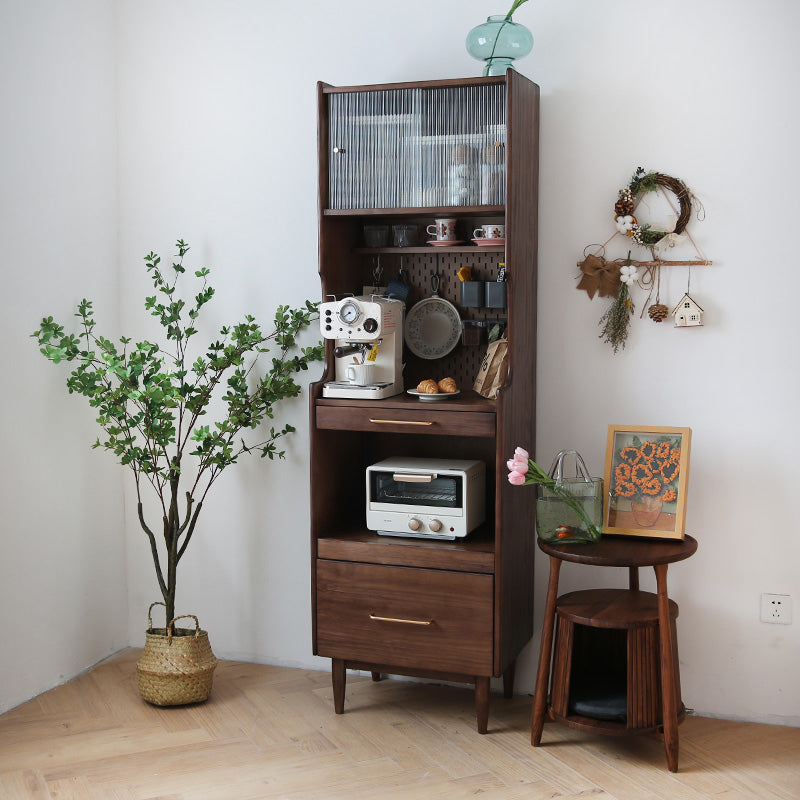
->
355, 245, 505, 255
324, 205, 505, 218
316, 390, 497, 413
317, 526, 495, 574
312, 72, 539, 734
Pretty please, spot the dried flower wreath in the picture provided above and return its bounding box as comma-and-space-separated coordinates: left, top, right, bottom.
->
614, 168, 692, 248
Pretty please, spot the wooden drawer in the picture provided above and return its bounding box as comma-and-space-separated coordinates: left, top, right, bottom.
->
316, 560, 493, 675
315, 404, 495, 437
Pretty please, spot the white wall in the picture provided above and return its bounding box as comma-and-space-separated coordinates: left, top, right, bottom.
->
2, 0, 798, 725
524, 0, 800, 725
0, 0, 127, 712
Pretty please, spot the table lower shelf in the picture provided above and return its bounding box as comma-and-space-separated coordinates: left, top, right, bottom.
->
548, 705, 686, 738
549, 589, 681, 734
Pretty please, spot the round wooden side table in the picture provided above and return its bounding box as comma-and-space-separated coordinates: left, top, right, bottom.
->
530, 535, 697, 773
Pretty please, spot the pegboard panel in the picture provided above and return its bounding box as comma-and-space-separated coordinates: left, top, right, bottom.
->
358, 251, 508, 391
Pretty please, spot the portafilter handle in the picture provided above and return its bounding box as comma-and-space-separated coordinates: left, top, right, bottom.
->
334, 343, 366, 360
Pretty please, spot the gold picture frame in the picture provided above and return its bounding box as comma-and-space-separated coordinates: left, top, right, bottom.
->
603, 425, 691, 539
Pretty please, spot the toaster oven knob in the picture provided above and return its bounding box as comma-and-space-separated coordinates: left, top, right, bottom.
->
408, 518, 422, 531
428, 519, 443, 533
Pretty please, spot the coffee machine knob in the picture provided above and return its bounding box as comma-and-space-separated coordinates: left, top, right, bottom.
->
363, 317, 378, 333
408, 518, 421, 531
429, 519, 443, 533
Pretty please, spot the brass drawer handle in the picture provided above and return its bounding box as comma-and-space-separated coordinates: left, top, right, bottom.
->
369, 613, 432, 626
368, 419, 434, 426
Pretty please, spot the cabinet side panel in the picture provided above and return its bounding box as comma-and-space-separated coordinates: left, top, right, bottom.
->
494, 72, 540, 674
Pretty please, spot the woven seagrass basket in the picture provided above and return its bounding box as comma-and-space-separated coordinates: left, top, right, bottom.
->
136, 602, 218, 706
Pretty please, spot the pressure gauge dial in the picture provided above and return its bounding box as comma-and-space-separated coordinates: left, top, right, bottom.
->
338, 300, 361, 326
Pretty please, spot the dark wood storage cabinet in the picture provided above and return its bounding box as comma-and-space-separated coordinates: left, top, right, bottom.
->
310, 73, 539, 732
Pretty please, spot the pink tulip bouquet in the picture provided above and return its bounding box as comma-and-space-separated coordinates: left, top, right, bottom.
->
507, 447, 602, 543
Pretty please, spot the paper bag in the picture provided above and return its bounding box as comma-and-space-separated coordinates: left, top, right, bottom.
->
473, 337, 508, 399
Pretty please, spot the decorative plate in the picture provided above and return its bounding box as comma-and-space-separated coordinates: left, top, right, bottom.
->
427, 240, 465, 247
407, 389, 461, 402
471, 238, 506, 246
404, 297, 463, 359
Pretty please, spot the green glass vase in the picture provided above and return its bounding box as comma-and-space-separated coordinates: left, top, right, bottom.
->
465, 15, 533, 76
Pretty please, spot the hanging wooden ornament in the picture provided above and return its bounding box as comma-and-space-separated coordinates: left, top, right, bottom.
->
671, 271, 704, 327
671, 293, 704, 327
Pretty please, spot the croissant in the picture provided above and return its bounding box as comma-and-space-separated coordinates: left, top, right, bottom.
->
437, 377, 458, 393
417, 379, 439, 394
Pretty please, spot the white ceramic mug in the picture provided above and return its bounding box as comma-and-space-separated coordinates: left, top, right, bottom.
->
473, 224, 505, 240
345, 362, 375, 386
426, 218, 458, 241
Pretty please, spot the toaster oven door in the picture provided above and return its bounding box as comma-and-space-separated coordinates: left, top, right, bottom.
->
369, 470, 462, 510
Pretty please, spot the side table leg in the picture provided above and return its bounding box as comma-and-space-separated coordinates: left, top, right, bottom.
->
332, 658, 346, 714
654, 564, 679, 772
531, 556, 561, 746
629, 566, 639, 591
502, 660, 516, 699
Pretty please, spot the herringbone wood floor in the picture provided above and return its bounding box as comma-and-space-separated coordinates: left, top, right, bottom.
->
1, 649, 798, 799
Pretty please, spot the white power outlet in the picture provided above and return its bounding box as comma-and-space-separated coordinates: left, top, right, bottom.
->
760, 593, 792, 624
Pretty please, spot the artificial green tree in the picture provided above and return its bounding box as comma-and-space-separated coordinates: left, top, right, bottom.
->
33, 240, 324, 624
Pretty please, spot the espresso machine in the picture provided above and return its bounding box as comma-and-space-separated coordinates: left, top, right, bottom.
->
320, 295, 404, 399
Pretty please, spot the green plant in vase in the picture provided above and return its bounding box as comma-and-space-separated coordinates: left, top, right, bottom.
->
507, 447, 602, 543
32, 240, 324, 703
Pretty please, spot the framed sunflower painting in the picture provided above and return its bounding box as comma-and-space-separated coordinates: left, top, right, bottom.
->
603, 425, 691, 539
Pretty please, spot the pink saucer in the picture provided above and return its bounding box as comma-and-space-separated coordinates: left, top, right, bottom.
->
428, 240, 465, 246
471, 238, 506, 246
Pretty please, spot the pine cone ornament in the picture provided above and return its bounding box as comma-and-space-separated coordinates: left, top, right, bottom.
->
615, 198, 634, 216
648, 303, 669, 322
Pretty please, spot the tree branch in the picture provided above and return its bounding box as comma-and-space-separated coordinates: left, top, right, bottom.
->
138, 502, 167, 599
177, 500, 203, 562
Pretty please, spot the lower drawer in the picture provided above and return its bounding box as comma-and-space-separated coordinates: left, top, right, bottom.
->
316, 560, 493, 675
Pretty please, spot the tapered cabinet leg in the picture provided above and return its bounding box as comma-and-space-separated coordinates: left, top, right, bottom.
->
475, 676, 490, 734
332, 658, 346, 714
371, 671, 382, 682
531, 556, 561, 745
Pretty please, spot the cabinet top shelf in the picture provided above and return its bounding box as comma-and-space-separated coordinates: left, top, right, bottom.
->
315, 390, 496, 413
355, 245, 504, 255
321, 75, 508, 94
323, 205, 505, 218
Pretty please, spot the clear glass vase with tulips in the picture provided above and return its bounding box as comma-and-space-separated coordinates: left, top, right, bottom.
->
507, 447, 603, 544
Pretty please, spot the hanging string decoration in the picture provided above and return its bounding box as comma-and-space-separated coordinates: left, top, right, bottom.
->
578, 167, 711, 348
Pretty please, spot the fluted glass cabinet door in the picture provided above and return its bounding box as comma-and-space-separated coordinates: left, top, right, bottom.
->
327, 83, 506, 210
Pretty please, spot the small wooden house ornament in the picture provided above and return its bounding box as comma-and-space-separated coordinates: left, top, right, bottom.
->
671, 293, 704, 327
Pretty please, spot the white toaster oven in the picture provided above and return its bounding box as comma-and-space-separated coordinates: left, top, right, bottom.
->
366, 457, 486, 540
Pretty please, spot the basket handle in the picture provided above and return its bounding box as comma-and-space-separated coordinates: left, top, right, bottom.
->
147, 601, 167, 630
167, 614, 201, 644
547, 449, 593, 484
